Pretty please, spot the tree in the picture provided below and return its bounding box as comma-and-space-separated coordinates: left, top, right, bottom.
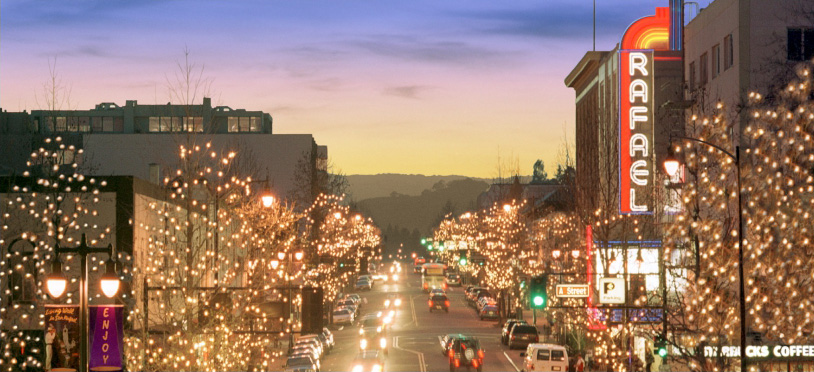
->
531, 160, 548, 184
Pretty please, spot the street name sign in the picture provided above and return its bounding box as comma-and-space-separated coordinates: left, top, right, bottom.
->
555, 284, 589, 298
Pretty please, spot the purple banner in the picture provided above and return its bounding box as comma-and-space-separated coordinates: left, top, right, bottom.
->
88, 305, 124, 372
44, 305, 80, 372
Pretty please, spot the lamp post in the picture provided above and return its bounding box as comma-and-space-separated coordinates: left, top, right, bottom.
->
45, 233, 120, 372
273, 251, 303, 354
664, 138, 746, 372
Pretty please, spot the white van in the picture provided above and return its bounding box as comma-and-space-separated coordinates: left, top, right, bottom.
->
520, 343, 568, 372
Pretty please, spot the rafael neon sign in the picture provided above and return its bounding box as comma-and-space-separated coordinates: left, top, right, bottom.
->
619, 7, 671, 214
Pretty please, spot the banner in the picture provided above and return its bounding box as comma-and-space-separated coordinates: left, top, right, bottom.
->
89, 305, 124, 372
44, 305, 80, 372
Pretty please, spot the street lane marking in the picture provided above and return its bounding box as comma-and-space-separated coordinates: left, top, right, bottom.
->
410, 294, 419, 328
394, 336, 426, 372
504, 351, 521, 372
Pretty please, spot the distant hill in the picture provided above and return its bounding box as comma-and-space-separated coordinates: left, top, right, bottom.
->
346, 173, 523, 201
355, 178, 490, 237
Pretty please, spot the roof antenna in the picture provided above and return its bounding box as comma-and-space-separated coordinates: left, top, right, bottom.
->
593, 0, 596, 51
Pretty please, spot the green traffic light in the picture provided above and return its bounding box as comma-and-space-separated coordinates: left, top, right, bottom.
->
421, 239, 426, 245
533, 295, 545, 307
459, 257, 467, 265
658, 348, 668, 358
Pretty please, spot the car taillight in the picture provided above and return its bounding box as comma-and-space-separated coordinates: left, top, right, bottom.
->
443, 283, 447, 289
511, 335, 516, 340
449, 349, 454, 358
472, 360, 479, 368
445, 300, 450, 307
478, 349, 485, 359
428, 300, 433, 307
454, 359, 460, 368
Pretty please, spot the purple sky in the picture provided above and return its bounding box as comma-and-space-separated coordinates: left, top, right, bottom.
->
0, 0, 712, 178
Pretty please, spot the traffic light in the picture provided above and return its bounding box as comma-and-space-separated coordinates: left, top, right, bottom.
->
459, 257, 468, 266
529, 275, 548, 309
654, 335, 668, 357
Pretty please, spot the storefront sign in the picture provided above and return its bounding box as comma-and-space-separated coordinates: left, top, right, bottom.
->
44, 305, 80, 372
556, 284, 589, 298
89, 305, 124, 371
619, 50, 655, 214
593, 308, 663, 323
598, 277, 626, 304
704, 345, 814, 359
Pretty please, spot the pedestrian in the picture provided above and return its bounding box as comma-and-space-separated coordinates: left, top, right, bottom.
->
645, 346, 654, 372
575, 354, 585, 372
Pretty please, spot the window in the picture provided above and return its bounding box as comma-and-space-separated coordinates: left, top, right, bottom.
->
699, 52, 708, 86
712, 44, 720, 78
551, 350, 565, 361
688, 62, 696, 91
149, 117, 202, 132
536, 349, 550, 361
228, 116, 261, 132
723, 34, 734, 70
788, 28, 814, 61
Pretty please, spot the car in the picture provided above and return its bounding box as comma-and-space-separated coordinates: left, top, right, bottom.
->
501, 319, 529, 345
474, 289, 492, 303
290, 346, 321, 368
355, 279, 372, 291
299, 334, 330, 354
344, 294, 363, 305
384, 293, 402, 309
359, 275, 374, 286
284, 355, 319, 372
429, 294, 449, 313
466, 287, 488, 302
448, 336, 485, 372
351, 350, 386, 372
430, 288, 446, 297
508, 324, 540, 350
439, 333, 466, 356
446, 273, 462, 286
333, 308, 355, 324
358, 316, 389, 355
337, 298, 357, 308
521, 343, 569, 372
295, 338, 324, 358
479, 304, 499, 320
321, 327, 335, 349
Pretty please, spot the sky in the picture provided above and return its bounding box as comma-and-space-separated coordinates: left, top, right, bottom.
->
0, 0, 711, 178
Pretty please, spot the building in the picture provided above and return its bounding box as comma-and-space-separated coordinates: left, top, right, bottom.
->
683, 0, 813, 143
0, 98, 328, 203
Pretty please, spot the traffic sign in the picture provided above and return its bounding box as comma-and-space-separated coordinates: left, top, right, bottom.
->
598, 277, 625, 304
555, 284, 589, 298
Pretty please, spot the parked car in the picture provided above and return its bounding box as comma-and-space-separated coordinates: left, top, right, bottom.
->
448, 336, 485, 372
321, 327, 335, 349
446, 273, 462, 286
333, 308, 355, 324
439, 333, 466, 356
475, 297, 495, 313
429, 294, 450, 313
508, 324, 540, 350
299, 334, 330, 355
501, 319, 528, 345
344, 294, 363, 305
358, 275, 374, 286
466, 287, 489, 302
521, 343, 569, 372
284, 355, 319, 372
295, 338, 324, 359
479, 304, 499, 320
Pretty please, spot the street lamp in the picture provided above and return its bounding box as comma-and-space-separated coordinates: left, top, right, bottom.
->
279, 251, 303, 353
45, 233, 119, 372
664, 138, 747, 372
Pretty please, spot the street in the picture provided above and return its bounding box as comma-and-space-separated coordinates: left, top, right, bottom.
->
319, 271, 523, 372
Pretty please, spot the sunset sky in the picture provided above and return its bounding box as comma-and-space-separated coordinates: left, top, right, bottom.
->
0, 0, 710, 178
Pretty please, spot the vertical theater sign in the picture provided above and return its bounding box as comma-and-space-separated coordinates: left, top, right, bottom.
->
618, 6, 677, 214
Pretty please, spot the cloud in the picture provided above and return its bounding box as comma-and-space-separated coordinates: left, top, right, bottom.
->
383, 85, 433, 99
349, 34, 507, 65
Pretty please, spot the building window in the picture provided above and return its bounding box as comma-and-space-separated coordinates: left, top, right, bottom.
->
149, 117, 203, 132
711, 44, 721, 79
788, 28, 814, 61
699, 52, 708, 87
688, 61, 696, 91
228, 117, 261, 132
723, 34, 734, 70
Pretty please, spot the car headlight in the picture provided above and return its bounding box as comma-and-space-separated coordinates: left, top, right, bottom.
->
393, 274, 399, 281
383, 316, 392, 324
352, 365, 364, 372
384, 300, 391, 307
376, 326, 382, 333
380, 338, 387, 348
395, 298, 402, 306
372, 364, 382, 372
359, 328, 364, 335
360, 339, 368, 349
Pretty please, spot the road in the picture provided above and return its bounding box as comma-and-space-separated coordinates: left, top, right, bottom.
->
319, 269, 526, 372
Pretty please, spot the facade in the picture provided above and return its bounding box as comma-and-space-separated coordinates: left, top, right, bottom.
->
0, 98, 327, 202
684, 0, 814, 144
